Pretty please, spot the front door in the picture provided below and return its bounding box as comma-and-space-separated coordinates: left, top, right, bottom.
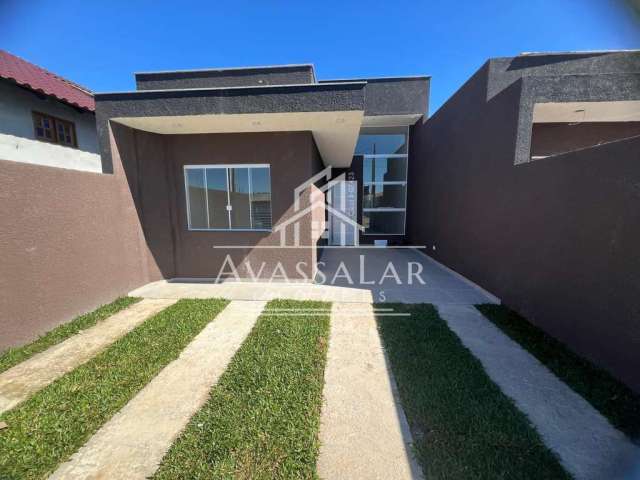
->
328, 180, 358, 246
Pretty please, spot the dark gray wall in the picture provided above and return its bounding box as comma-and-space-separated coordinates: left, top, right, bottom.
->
135, 65, 315, 90
321, 77, 429, 116
407, 60, 640, 392
95, 82, 366, 174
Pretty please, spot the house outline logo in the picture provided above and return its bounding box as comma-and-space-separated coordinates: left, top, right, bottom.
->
273, 166, 364, 247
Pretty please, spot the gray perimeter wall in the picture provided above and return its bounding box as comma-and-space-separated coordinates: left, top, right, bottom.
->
407, 63, 640, 392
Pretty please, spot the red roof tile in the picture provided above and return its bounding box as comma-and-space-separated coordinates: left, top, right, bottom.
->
0, 50, 95, 112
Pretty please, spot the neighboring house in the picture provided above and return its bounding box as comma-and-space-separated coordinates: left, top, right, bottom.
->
0, 50, 101, 172
94, 64, 429, 280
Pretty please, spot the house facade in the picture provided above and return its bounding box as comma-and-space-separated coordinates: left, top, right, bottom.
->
94, 65, 428, 280
0, 50, 100, 173
1, 50, 639, 391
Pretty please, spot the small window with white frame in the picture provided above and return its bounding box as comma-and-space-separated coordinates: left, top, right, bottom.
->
184, 165, 272, 231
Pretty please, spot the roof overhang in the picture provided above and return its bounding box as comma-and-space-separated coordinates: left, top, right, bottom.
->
362, 114, 423, 127
113, 110, 364, 168
95, 82, 366, 168
533, 100, 640, 123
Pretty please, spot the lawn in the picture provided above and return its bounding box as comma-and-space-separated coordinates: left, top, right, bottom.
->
477, 303, 640, 443
0, 296, 140, 374
377, 303, 570, 480
153, 299, 330, 480
0, 298, 228, 480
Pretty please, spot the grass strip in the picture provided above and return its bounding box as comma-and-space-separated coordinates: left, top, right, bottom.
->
153, 299, 330, 480
0, 296, 140, 374
0, 298, 228, 480
477, 303, 640, 442
377, 303, 570, 480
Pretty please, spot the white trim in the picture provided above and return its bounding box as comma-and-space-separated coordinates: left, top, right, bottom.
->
184, 163, 270, 170
204, 168, 212, 228
362, 208, 406, 212
363, 181, 407, 186
188, 228, 272, 232
248, 169, 253, 229
184, 169, 192, 230
412, 248, 501, 304
358, 154, 408, 158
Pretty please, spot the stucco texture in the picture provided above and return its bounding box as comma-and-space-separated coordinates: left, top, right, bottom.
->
407, 59, 640, 391
112, 127, 326, 281
0, 137, 158, 350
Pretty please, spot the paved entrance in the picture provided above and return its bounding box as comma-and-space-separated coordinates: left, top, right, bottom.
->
130, 248, 498, 306
317, 247, 497, 304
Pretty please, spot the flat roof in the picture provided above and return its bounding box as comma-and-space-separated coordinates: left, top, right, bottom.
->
135, 63, 317, 83
94, 81, 365, 98
519, 49, 640, 56
319, 75, 431, 83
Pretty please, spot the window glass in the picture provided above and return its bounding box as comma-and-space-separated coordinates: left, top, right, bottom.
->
186, 169, 207, 229
185, 166, 271, 231
228, 168, 251, 229
205, 168, 229, 229
33, 112, 76, 147
362, 211, 406, 235
363, 157, 407, 183
250, 168, 272, 229
355, 126, 408, 155
363, 184, 406, 209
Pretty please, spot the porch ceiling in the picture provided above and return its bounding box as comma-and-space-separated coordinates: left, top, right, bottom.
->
112, 110, 364, 168
533, 100, 640, 123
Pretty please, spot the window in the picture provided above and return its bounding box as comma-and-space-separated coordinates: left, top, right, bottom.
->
358, 127, 408, 235
32, 112, 77, 148
184, 165, 272, 231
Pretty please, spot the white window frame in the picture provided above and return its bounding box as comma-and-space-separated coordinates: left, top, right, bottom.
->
184, 164, 272, 232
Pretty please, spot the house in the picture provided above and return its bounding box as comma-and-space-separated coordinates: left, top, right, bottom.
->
0, 50, 100, 172
1, 50, 638, 391
94, 64, 429, 280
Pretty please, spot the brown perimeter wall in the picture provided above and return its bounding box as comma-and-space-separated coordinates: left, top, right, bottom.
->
0, 127, 326, 351
407, 65, 640, 391
0, 150, 158, 350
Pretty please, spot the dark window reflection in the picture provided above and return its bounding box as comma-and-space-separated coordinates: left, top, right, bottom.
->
363, 157, 408, 183
355, 126, 408, 155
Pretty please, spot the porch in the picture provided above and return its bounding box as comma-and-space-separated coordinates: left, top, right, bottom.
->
129, 248, 498, 305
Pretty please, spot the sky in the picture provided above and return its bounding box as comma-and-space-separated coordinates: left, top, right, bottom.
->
2, 0, 639, 113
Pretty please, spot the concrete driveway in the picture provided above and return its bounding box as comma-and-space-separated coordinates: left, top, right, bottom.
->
317, 247, 497, 305
130, 248, 497, 306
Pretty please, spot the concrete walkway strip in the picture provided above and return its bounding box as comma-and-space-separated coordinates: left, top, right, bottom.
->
49, 300, 266, 480
318, 302, 423, 480
0, 298, 176, 415
437, 304, 640, 480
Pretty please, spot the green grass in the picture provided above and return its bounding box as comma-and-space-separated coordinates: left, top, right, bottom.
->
153, 300, 330, 480
0, 296, 140, 374
376, 304, 570, 480
0, 298, 228, 480
477, 303, 640, 443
